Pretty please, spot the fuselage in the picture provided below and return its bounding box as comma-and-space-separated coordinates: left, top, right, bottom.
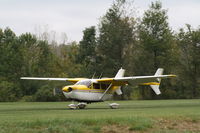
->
62, 79, 119, 103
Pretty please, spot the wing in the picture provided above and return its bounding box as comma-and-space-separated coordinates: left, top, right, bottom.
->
20, 77, 86, 83
96, 74, 176, 85
96, 68, 176, 95
114, 75, 176, 85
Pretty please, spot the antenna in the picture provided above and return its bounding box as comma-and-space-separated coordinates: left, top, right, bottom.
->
120, 64, 123, 69
99, 72, 103, 79
92, 72, 96, 79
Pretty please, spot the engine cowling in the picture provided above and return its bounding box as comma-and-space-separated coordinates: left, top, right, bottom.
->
62, 86, 73, 92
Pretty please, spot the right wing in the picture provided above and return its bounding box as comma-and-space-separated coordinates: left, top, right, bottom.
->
114, 74, 176, 85
96, 74, 175, 85
96, 68, 176, 95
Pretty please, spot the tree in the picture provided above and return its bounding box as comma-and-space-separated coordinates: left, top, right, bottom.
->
0, 28, 19, 80
137, 1, 178, 99
97, 0, 136, 76
0, 28, 23, 101
52, 41, 83, 77
177, 25, 200, 98
77, 26, 98, 77
18, 33, 60, 96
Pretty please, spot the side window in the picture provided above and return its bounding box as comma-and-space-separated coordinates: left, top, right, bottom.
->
93, 83, 100, 89
101, 84, 109, 89
93, 83, 110, 89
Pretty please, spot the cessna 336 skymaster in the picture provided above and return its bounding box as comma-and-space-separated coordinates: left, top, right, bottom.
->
21, 68, 176, 109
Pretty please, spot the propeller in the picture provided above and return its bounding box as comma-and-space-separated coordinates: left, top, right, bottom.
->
53, 88, 62, 96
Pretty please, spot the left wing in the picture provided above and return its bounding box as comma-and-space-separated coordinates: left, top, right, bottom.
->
20, 77, 86, 83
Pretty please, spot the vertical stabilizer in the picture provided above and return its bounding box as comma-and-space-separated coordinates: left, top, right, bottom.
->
115, 68, 125, 95
154, 68, 164, 82
150, 68, 164, 95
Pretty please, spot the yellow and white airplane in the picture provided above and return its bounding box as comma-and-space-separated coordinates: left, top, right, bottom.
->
21, 68, 175, 109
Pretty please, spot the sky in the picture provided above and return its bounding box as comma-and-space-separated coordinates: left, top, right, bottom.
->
1, 0, 200, 42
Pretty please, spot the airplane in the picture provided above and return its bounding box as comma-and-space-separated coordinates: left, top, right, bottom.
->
21, 68, 176, 109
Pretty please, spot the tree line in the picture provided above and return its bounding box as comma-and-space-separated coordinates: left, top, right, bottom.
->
0, 0, 200, 101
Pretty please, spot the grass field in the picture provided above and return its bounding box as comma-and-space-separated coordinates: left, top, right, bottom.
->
0, 99, 200, 133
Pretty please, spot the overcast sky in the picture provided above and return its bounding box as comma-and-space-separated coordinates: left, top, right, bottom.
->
1, 0, 200, 42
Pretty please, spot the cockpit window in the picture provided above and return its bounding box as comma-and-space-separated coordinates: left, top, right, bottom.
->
75, 79, 92, 87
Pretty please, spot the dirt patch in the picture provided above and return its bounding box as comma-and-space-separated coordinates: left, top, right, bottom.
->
101, 119, 200, 133
102, 125, 137, 133
155, 118, 200, 132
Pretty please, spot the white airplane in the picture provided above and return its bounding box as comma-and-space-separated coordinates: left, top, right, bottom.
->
21, 68, 176, 109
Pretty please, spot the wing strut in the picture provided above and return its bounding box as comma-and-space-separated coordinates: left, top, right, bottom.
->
99, 83, 113, 101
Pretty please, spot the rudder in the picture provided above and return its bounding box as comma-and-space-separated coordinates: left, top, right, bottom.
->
150, 68, 164, 95
114, 68, 125, 95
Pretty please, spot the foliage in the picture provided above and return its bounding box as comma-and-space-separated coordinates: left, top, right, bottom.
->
97, 0, 136, 76
0, 80, 21, 101
137, 1, 179, 99
0, 0, 200, 101
33, 85, 59, 102
76, 26, 98, 77
176, 25, 200, 98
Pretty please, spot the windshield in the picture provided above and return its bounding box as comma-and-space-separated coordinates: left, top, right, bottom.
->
75, 79, 92, 87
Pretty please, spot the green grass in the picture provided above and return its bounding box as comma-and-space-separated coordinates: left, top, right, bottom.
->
0, 99, 200, 133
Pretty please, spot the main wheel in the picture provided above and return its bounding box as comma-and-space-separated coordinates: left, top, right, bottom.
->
77, 102, 87, 109
109, 103, 119, 109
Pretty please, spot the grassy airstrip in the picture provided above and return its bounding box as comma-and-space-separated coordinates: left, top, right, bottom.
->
0, 99, 200, 133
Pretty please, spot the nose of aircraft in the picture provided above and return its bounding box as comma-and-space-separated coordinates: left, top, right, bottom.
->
62, 85, 88, 92
62, 86, 73, 92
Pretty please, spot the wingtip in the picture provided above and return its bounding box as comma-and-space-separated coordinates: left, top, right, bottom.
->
169, 74, 177, 77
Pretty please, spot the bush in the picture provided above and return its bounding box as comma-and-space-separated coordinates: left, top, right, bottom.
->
33, 85, 59, 102
20, 95, 35, 102
162, 88, 177, 99
0, 81, 22, 101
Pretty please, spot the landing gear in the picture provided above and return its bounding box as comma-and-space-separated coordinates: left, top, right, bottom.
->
68, 102, 119, 109
77, 102, 87, 109
68, 103, 77, 109
68, 102, 87, 109
109, 103, 119, 109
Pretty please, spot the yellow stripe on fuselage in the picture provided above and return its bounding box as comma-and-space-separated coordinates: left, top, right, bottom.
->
96, 78, 127, 86
70, 85, 119, 93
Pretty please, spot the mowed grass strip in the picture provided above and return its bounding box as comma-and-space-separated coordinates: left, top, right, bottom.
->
0, 99, 200, 133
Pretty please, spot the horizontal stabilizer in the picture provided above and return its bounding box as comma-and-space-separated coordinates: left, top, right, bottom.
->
150, 85, 161, 95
